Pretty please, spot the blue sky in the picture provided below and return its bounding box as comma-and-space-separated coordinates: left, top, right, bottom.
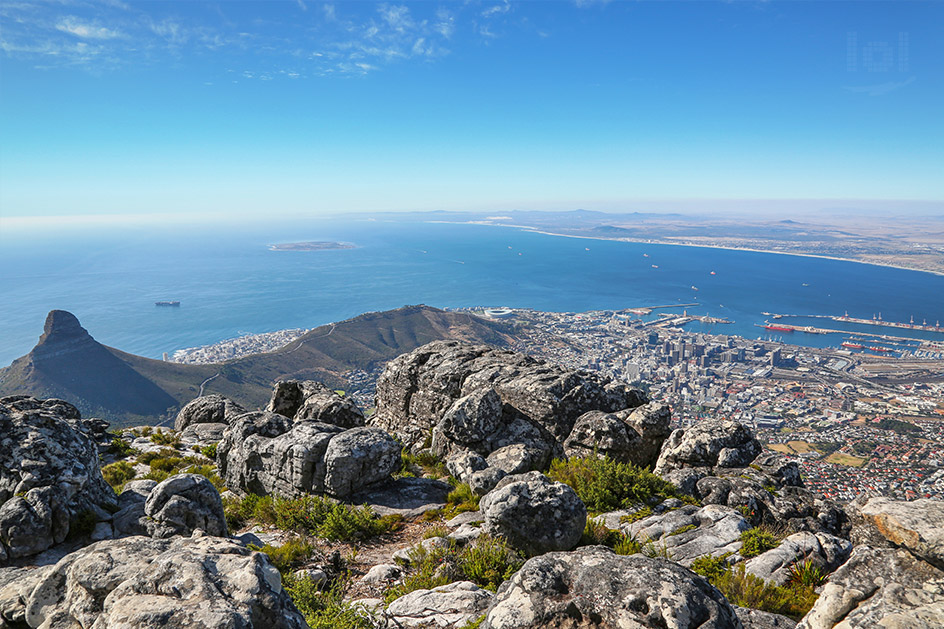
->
1, 1, 942, 222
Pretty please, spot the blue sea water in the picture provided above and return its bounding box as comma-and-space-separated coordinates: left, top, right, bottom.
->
1, 217, 943, 366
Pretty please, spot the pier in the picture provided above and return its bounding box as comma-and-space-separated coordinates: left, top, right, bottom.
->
762, 312, 944, 334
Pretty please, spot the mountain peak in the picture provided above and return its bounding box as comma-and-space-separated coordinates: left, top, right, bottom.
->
40, 310, 88, 341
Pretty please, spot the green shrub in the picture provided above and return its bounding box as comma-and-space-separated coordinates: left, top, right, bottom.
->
201, 443, 218, 460
101, 461, 136, 491
740, 528, 780, 558
668, 524, 697, 537
224, 494, 399, 542
714, 564, 818, 620
249, 538, 316, 574
619, 506, 653, 524
149, 428, 180, 447
399, 450, 448, 479
445, 482, 480, 515
423, 524, 451, 539
788, 558, 827, 587
285, 574, 377, 629
690, 553, 732, 581
459, 535, 524, 591
136, 448, 181, 465
185, 464, 226, 492
386, 535, 523, 602
547, 457, 686, 513
613, 534, 642, 555
578, 519, 641, 555
458, 616, 485, 629
108, 437, 138, 458
641, 538, 673, 560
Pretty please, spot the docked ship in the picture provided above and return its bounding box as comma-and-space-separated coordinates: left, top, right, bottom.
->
765, 324, 794, 332
841, 342, 863, 349
155, 301, 180, 307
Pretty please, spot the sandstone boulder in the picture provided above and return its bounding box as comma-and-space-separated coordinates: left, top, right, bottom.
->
15, 534, 306, 628
622, 504, 751, 566
0, 396, 117, 563
479, 472, 586, 556
372, 341, 647, 452
386, 580, 494, 628
218, 412, 399, 499
268, 380, 366, 427
857, 496, 944, 570
143, 474, 227, 539
745, 531, 852, 585
174, 394, 246, 431
797, 545, 944, 629
654, 419, 762, 476
482, 546, 743, 628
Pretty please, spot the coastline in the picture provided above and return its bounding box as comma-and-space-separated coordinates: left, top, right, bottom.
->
432, 220, 944, 279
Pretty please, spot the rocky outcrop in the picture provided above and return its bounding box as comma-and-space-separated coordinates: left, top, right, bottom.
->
745, 531, 852, 585
856, 496, 944, 570
3, 534, 306, 628
385, 580, 494, 628
561, 403, 671, 469
174, 394, 246, 431
0, 397, 117, 564
797, 545, 944, 629
218, 411, 400, 499
374, 341, 646, 446
622, 504, 751, 566
268, 380, 366, 427
143, 474, 227, 539
655, 419, 762, 476
479, 472, 586, 556
482, 546, 743, 628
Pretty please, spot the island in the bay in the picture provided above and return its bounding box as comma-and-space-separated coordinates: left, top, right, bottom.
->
268, 241, 355, 251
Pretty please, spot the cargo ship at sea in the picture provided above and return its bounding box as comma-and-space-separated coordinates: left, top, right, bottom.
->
155, 301, 180, 307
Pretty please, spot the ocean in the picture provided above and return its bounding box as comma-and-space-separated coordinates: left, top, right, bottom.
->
1, 217, 943, 366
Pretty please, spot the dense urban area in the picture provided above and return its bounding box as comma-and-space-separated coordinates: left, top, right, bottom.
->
172, 306, 944, 504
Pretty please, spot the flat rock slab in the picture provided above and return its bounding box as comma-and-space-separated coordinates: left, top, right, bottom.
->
349, 477, 450, 518
860, 497, 944, 570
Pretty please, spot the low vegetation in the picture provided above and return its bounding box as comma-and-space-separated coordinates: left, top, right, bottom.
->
739, 527, 781, 558
386, 534, 524, 602
248, 538, 317, 574
285, 574, 377, 629
548, 456, 693, 513
224, 494, 401, 542
579, 519, 642, 555
444, 481, 480, 515
101, 461, 136, 492
398, 450, 448, 479
691, 556, 818, 620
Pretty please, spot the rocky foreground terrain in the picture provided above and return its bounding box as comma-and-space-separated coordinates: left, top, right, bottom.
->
1, 340, 943, 628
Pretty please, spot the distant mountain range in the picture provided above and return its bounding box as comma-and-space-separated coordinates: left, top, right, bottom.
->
0, 306, 515, 425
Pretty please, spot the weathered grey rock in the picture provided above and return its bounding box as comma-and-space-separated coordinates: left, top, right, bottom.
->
654, 420, 762, 476
293, 567, 329, 586
745, 531, 852, 585
268, 380, 366, 427
117, 479, 157, 508
179, 422, 227, 448
143, 473, 227, 539
393, 536, 452, 565
445, 451, 488, 484
362, 563, 401, 584
736, 606, 797, 629
0, 397, 117, 563
482, 546, 743, 628
624, 504, 751, 566
479, 472, 586, 556
323, 427, 402, 498
386, 580, 493, 628
349, 477, 450, 518
622, 401, 673, 469
372, 341, 647, 451
19, 534, 306, 629
797, 545, 944, 629
468, 467, 508, 496
0, 564, 55, 627
219, 412, 399, 499
562, 410, 643, 463
174, 394, 246, 431
432, 388, 504, 456
857, 496, 944, 570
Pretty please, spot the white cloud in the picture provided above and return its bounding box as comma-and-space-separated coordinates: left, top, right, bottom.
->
482, 2, 511, 18
56, 16, 122, 40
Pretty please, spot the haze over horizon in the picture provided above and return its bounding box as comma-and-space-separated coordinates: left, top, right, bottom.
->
1, 0, 942, 224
